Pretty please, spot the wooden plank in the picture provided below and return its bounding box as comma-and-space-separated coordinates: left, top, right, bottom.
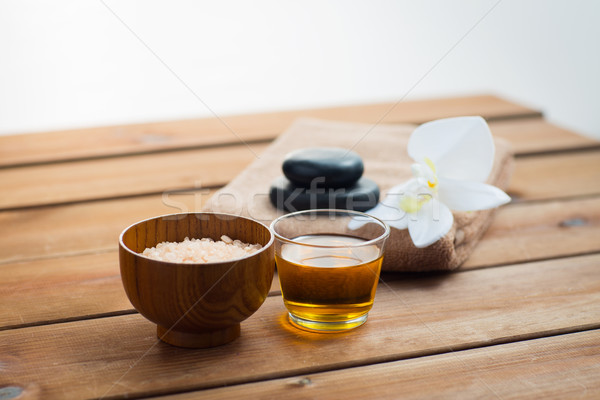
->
0, 189, 285, 330
1, 194, 599, 330
1, 253, 598, 399
1, 139, 598, 262
0, 144, 267, 210
464, 195, 600, 268
490, 117, 598, 155
0, 252, 131, 329
510, 150, 600, 201
2, 143, 600, 212
0, 251, 280, 330
0, 191, 213, 265
0, 186, 597, 268
165, 329, 600, 400
0, 95, 540, 167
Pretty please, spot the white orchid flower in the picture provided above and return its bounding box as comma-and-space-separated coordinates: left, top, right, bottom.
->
363, 116, 511, 248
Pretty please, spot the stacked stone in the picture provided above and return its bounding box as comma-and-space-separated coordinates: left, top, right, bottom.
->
269, 147, 380, 212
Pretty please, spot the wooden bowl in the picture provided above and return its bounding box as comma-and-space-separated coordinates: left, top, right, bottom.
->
119, 212, 275, 348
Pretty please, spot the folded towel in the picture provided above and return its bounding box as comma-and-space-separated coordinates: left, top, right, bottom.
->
203, 118, 514, 271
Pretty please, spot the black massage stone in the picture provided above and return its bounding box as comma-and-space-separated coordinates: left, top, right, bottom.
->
282, 147, 364, 188
269, 176, 379, 212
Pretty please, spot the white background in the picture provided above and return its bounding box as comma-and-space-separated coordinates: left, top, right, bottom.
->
1, 0, 599, 139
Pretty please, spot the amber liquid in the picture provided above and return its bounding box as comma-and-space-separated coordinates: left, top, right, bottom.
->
277, 234, 382, 328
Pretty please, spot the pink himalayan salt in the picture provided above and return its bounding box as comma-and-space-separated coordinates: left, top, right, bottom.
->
142, 235, 262, 263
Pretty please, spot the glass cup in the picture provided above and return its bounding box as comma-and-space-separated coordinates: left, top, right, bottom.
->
270, 209, 390, 332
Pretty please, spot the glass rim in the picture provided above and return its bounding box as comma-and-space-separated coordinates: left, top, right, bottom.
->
269, 208, 390, 249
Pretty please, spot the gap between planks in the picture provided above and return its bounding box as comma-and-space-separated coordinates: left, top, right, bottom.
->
2, 253, 599, 399
1, 192, 599, 330
0, 287, 285, 333
0, 95, 546, 168
0, 143, 269, 211
4, 249, 600, 334
8, 115, 591, 169
1, 175, 598, 266
2, 105, 596, 171
0, 137, 598, 212
153, 328, 600, 400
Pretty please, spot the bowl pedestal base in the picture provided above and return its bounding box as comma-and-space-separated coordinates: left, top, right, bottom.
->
157, 324, 241, 348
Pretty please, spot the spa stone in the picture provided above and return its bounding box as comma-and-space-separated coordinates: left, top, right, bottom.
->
282, 147, 364, 188
269, 176, 379, 212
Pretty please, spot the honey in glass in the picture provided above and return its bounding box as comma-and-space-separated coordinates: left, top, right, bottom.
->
271, 210, 389, 332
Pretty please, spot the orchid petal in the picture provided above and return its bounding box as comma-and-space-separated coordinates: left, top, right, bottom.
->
438, 178, 511, 211
407, 198, 453, 248
381, 183, 410, 205
408, 116, 494, 182
354, 183, 416, 230
363, 201, 408, 230
385, 180, 421, 196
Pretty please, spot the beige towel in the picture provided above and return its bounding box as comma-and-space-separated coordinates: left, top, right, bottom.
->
203, 118, 513, 271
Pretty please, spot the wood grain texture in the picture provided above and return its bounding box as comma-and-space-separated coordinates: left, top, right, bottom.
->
0, 95, 540, 167
464, 195, 600, 268
0, 250, 281, 330
1, 142, 599, 212
490, 118, 598, 155
1, 96, 596, 400
0, 144, 267, 210
1, 253, 598, 399
0, 252, 131, 329
164, 329, 600, 400
119, 212, 275, 348
0, 190, 213, 265
510, 150, 600, 201
1, 193, 598, 330
2, 158, 597, 265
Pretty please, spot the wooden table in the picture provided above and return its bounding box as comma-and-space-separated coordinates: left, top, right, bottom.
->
1, 95, 599, 399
